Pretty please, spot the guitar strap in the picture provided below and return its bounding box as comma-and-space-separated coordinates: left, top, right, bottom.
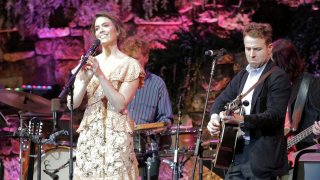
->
236, 66, 277, 136
291, 73, 312, 131
240, 66, 277, 100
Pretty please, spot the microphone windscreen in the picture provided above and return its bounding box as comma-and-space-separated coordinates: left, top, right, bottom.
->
51, 98, 61, 112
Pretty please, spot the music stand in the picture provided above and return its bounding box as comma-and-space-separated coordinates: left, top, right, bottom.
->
0, 112, 8, 128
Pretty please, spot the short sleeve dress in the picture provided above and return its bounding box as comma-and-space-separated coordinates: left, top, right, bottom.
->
74, 57, 145, 180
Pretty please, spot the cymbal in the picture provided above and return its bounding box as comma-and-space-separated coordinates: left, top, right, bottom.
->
0, 90, 51, 114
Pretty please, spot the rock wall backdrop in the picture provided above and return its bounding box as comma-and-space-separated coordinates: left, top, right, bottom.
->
0, 0, 320, 179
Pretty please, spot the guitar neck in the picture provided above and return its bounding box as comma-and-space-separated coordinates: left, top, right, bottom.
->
287, 125, 313, 149
27, 141, 36, 180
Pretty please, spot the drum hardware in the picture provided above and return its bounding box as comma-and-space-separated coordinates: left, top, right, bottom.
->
0, 111, 8, 128
0, 89, 71, 179
32, 129, 69, 180
158, 127, 198, 157
162, 149, 191, 179
31, 146, 76, 179
172, 95, 183, 180
43, 170, 58, 180
18, 111, 25, 180
43, 156, 76, 180
144, 141, 160, 180
0, 157, 3, 180
134, 122, 169, 161
12, 118, 68, 180
146, 157, 152, 180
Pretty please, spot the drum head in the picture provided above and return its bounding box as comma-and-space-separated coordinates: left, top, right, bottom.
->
33, 146, 75, 179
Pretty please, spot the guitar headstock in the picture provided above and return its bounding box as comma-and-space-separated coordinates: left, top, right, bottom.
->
224, 95, 245, 116
28, 117, 43, 136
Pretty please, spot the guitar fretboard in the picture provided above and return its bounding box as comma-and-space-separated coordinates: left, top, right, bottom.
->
287, 126, 313, 149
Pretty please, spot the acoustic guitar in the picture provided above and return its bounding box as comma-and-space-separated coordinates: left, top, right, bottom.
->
26, 117, 42, 180
213, 96, 245, 169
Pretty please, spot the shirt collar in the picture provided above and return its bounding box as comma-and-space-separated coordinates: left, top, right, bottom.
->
245, 62, 267, 74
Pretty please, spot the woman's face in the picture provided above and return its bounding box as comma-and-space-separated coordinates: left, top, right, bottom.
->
94, 16, 118, 45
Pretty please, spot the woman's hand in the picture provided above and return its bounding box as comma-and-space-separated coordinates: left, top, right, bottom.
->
313, 121, 320, 136
85, 55, 103, 77
72, 56, 95, 82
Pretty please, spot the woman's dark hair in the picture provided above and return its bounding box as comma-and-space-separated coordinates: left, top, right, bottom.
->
272, 39, 305, 82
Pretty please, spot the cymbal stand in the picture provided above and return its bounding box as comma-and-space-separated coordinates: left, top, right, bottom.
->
146, 157, 151, 180
0, 157, 3, 180
172, 96, 183, 180
18, 111, 24, 180
37, 136, 42, 180
191, 49, 225, 180
145, 133, 160, 180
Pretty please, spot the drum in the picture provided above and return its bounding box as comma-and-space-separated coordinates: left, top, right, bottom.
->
159, 127, 198, 156
32, 146, 76, 179
159, 156, 222, 180
134, 133, 148, 160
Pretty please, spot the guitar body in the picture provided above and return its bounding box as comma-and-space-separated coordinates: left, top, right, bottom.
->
287, 147, 296, 167
213, 96, 245, 169
286, 123, 315, 167
214, 122, 239, 169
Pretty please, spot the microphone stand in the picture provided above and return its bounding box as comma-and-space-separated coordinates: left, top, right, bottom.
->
58, 57, 89, 180
58, 73, 75, 180
172, 96, 183, 180
58, 40, 100, 180
191, 50, 224, 180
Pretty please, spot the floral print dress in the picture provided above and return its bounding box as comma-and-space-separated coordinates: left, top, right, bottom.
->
74, 57, 144, 180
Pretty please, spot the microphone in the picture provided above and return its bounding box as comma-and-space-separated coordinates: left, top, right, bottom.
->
49, 130, 68, 141
51, 98, 61, 132
42, 130, 68, 145
204, 48, 227, 56
80, 39, 101, 64
43, 169, 58, 180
